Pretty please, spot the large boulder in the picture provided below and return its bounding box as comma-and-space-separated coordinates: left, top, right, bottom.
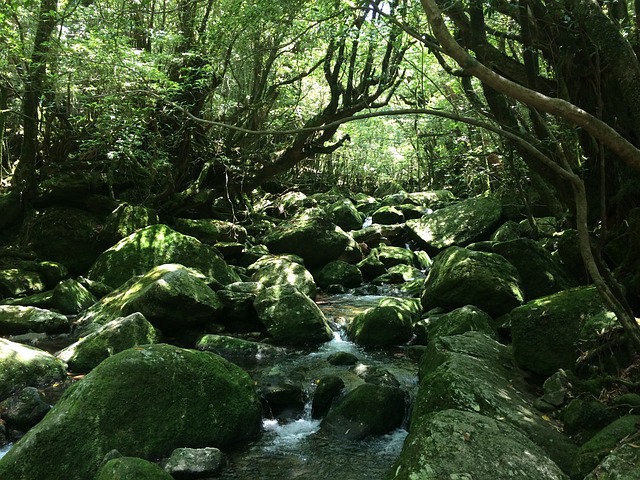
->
0, 338, 67, 400
327, 199, 364, 231
583, 443, 640, 479
57, 312, 159, 372
88, 224, 240, 289
421, 247, 524, 318
253, 284, 332, 345
510, 286, 610, 376
76, 264, 223, 334
0, 344, 262, 480
313, 260, 363, 290
263, 210, 352, 268
406, 196, 502, 253
493, 238, 577, 300
391, 409, 569, 480
320, 383, 406, 439
250, 256, 317, 299
426, 305, 496, 341
0, 305, 69, 335
346, 298, 417, 347
411, 332, 577, 474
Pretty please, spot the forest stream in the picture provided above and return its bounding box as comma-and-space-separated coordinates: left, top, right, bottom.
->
219, 293, 418, 480
0, 292, 418, 479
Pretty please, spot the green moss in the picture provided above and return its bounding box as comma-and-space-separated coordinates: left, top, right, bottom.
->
95, 457, 173, 480
0, 344, 262, 480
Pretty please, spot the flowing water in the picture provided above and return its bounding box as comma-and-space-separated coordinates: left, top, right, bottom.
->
219, 294, 418, 480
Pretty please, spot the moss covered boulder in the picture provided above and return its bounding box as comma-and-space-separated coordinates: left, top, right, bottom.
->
0, 344, 262, 480
412, 331, 577, 474
391, 409, 569, 480
0, 268, 45, 299
170, 218, 248, 244
346, 298, 417, 347
572, 415, 640, 479
371, 205, 404, 225
263, 210, 352, 268
250, 256, 317, 299
51, 278, 98, 314
88, 224, 240, 288
584, 443, 640, 480
253, 284, 332, 345
314, 260, 363, 290
320, 383, 406, 439
57, 312, 159, 372
426, 305, 496, 341
406, 196, 502, 253
493, 238, 577, 301
0, 305, 69, 335
328, 199, 364, 231
195, 334, 287, 360
510, 286, 610, 376
0, 338, 67, 400
96, 456, 175, 480
77, 264, 223, 334
421, 246, 524, 318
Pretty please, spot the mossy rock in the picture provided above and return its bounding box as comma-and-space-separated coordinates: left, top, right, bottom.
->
314, 260, 363, 290
572, 415, 640, 479
0, 305, 69, 335
414, 332, 577, 474
0, 344, 262, 480
493, 238, 577, 301
320, 383, 406, 439
170, 218, 248, 244
250, 256, 317, 299
328, 199, 364, 231
77, 264, 223, 334
0, 269, 45, 299
510, 286, 610, 376
25, 207, 108, 275
421, 246, 524, 318
95, 456, 173, 480
100, 203, 159, 245
426, 305, 496, 341
311, 375, 345, 419
253, 284, 332, 345
390, 409, 569, 480
0, 338, 68, 400
57, 312, 160, 373
406, 196, 502, 253
88, 224, 240, 289
376, 245, 416, 268
371, 205, 404, 225
51, 278, 98, 314
263, 210, 351, 268
583, 443, 640, 480
195, 334, 287, 360
347, 301, 415, 347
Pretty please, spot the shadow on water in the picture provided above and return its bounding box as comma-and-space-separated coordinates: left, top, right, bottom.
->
219, 293, 418, 480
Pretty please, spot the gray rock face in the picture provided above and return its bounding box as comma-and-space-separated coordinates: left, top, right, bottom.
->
0, 305, 70, 335
392, 409, 569, 480
0, 344, 262, 480
88, 224, 240, 288
57, 312, 159, 372
421, 246, 524, 318
406, 196, 502, 253
0, 338, 67, 400
163, 447, 225, 479
254, 284, 332, 345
